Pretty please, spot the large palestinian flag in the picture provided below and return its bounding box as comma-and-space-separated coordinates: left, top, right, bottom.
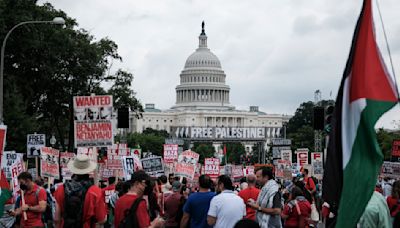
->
322, 0, 399, 227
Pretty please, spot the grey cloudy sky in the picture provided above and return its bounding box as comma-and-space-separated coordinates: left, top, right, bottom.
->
39, 0, 400, 128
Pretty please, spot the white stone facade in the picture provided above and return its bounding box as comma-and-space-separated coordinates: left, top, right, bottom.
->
129, 23, 291, 154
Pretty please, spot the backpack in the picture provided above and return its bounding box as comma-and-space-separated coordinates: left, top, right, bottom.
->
119, 197, 144, 228
63, 180, 93, 227
34, 188, 54, 223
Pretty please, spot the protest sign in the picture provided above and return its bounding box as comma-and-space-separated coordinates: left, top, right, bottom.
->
122, 156, 135, 180
141, 156, 164, 177
381, 162, 400, 179
178, 150, 199, 165
131, 148, 142, 158
175, 163, 196, 180
219, 166, 225, 175
204, 158, 220, 178
281, 150, 292, 164
0, 125, 6, 165
11, 156, 25, 193
107, 144, 130, 169
232, 165, 244, 183
60, 152, 75, 180
73, 95, 113, 147
2, 151, 23, 179
391, 140, 400, 162
164, 163, 174, 176
296, 148, 309, 167
311, 152, 323, 179
26, 134, 45, 158
77, 147, 98, 164
275, 160, 291, 179
40, 147, 60, 179
163, 144, 178, 163
243, 166, 255, 176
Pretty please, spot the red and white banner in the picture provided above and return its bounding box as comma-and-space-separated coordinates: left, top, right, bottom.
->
243, 166, 255, 176
204, 158, 220, 178
0, 125, 6, 166
311, 152, 323, 179
2, 151, 23, 179
40, 147, 60, 179
11, 155, 24, 193
163, 144, 178, 163
60, 152, 75, 179
296, 149, 309, 167
107, 144, 130, 169
175, 163, 196, 180
73, 95, 113, 147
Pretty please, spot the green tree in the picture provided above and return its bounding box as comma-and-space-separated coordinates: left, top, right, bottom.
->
376, 128, 400, 160
107, 70, 144, 118
0, 0, 142, 152
286, 100, 334, 151
223, 143, 245, 164
192, 142, 215, 164
123, 128, 169, 156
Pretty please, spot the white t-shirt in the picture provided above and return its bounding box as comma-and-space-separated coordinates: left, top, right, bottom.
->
208, 190, 246, 228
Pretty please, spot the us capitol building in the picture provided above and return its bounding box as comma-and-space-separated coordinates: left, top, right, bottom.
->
129, 23, 291, 154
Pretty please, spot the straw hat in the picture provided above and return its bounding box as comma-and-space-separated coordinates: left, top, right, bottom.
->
67, 154, 97, 175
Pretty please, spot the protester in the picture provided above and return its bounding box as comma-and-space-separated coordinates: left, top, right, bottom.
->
53, 154, 107, 228
207, 175, 246, 228
281, 186, 311, 228
238, 174, 260, 220
103, 176, 117, 228
247, 167, 282, 228
387, 180, 400, 223
181, 175, 215, 228
164, 181, 184, 228
358, 191, 391, 227
302, 169, 316, 195
9, 172, 47, 228
114, 170, 164, 228
34, 176, 54, 227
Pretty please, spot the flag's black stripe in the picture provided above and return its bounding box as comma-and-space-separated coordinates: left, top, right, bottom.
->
322, 0, 368, 224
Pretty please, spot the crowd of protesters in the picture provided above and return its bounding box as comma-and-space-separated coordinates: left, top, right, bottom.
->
3, 155, 400, 228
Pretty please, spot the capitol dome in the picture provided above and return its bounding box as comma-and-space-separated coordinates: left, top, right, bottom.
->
184, 48, 222, 69
173, 22, 233, 111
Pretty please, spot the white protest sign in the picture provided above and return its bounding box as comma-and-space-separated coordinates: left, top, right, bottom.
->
1, 151, 23, 179
26, 134, 45, 158
73, 95, 113, 147
122, 156, 135, 180
40, 147, 60, 179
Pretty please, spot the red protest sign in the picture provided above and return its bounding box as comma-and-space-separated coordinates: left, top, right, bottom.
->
73, 95, 113, 147
40, 147, 60, 179
107, 144, 130, 169
204, 158, 220, 178
163, 144, 178, 163
296, 149, 309, 167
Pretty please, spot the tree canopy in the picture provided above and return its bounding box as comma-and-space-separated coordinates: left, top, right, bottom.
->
0, 0, 142, 152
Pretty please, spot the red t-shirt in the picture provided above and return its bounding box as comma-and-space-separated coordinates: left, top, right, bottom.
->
304, 177, 316, 192
102, 184, 116, 204
238, 186, 260, 220
54, 184, 107, 228
387, 196, 399, 217
282, 199, 311, 228
114, 193, 150, 228
20, 184, 47, 227
164, 192, 183, 226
